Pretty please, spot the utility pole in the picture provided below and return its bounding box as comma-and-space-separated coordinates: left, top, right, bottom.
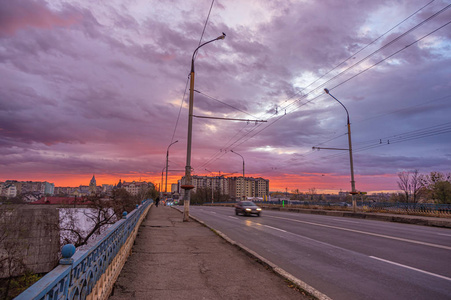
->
165, 140, 178, 197
321, 88, 357, 212
181, 33, 226, 222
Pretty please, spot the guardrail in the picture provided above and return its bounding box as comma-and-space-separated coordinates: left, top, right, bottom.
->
16, 199, 152, 300
204, 201, 451, 217
259, 201, 451, 216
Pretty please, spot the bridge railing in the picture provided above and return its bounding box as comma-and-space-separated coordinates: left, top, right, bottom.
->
16, 199, 152, 300
258, 201, 451, 216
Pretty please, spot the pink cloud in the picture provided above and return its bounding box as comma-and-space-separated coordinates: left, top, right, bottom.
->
0, 0, 81, 37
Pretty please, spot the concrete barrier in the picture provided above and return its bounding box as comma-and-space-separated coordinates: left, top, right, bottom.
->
0, 206, 60, 278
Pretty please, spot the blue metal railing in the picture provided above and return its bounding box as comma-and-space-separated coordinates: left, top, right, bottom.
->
16, 199, 152, 300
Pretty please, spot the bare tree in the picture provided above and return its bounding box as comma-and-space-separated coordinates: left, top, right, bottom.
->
60, 191, 141, 248
291, 189, 301, 200
60, 204, 117, 248
308, 187, 317, 201
397, 170, 422, 206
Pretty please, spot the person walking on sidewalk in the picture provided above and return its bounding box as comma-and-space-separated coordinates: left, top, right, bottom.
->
155, 196, 160, 207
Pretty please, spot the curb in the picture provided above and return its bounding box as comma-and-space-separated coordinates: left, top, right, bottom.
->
172, 206, 331, 300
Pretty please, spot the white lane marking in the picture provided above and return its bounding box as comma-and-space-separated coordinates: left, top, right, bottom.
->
228, 216, 239, 220
437, 233, 451, 237
370, 256, 451, 282
333, 218, 359, 223
267, 215, 451, 251
263, 225, 287, 233
211, 212, 217, 214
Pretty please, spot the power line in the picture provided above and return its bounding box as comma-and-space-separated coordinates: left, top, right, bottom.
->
355, 94, 451, 124
235, 6, 451, 150
194, 90, 260, 119
318, 122, 451, 160
169, 0, 216, 145
281, 0, 437, 109
194, 2, 450, 171
330, 18, 451, 91
170, 77, 189, 144
198, 0, 215, 47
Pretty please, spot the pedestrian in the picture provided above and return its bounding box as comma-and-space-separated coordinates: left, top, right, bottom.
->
155, 196, 160, 207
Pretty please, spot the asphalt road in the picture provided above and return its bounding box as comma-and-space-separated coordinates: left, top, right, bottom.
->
187, 206, 451, 300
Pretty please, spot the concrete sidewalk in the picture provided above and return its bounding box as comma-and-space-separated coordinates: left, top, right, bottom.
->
109, 205, 309, 300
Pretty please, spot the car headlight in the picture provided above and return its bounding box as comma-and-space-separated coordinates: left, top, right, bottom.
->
256, 208, 262, 211
245, 208, 251, 211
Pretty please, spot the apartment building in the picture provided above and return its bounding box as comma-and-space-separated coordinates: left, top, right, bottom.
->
0, 180, 54, 197
178, 175, 269, 201
121, 181, 154, 196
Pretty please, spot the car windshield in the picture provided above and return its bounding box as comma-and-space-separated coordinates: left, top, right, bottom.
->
241, 201, 255, 206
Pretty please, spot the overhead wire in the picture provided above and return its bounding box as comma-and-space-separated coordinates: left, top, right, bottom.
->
317, 121, 451, 160
169, 0, 216, 145
330, 18, 451, 91
166, 0, 217, 177
194, 90, 260, 119
218, 3, 450, 155
275, 0, 437, 111
233, 0, 439, 124
300, 93, 451, 158
355, 94, 451, 123
191, 1, 450, 172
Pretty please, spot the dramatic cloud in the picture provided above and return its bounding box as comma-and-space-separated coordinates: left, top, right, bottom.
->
1, 0, 450, 193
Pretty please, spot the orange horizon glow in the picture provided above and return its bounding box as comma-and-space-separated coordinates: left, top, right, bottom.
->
1, 171, 400, 195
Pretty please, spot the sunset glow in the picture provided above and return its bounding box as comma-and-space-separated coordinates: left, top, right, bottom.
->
1, 0, 450, 194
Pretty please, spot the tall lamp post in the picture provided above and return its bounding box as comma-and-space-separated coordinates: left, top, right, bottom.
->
231, 150, 245, 178
165, 140, 178, 196
231, 150, 245, 201
324, 88, 357, 212
160, 166, 166, 198
182, 33, 226, 222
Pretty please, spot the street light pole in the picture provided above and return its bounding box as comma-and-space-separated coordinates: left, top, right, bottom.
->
165, 140, 178, 196
324, 88, 357, 212
160, 166, 166, 199
230, 150, 245, 178
231, 150, 245, 201
182, 33, 226, 222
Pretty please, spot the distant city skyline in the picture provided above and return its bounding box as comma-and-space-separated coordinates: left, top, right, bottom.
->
1, 174, 398, 195
1, 1, 450, 194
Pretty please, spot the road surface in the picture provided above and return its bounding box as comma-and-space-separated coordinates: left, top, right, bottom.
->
187, 206, 451, 300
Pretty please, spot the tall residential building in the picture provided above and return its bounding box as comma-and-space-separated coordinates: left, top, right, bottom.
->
0, 182, 17, 198
178, 175, 230, 199
178, 175, 269, 201
229, 177, 269, 200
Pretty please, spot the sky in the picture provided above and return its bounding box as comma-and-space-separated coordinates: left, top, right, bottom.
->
1, 0, 450, 194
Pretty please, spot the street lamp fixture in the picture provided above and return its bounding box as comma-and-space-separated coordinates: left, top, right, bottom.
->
165, 140, 178, 196
182, 33, 226, 222
324, 88, 357, 212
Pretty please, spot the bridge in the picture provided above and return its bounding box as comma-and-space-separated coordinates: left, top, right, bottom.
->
16, 202, 451, 300
16, 203, 308, 300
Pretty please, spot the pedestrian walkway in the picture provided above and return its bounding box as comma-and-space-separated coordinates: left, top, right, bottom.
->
109, 205, 308, 300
